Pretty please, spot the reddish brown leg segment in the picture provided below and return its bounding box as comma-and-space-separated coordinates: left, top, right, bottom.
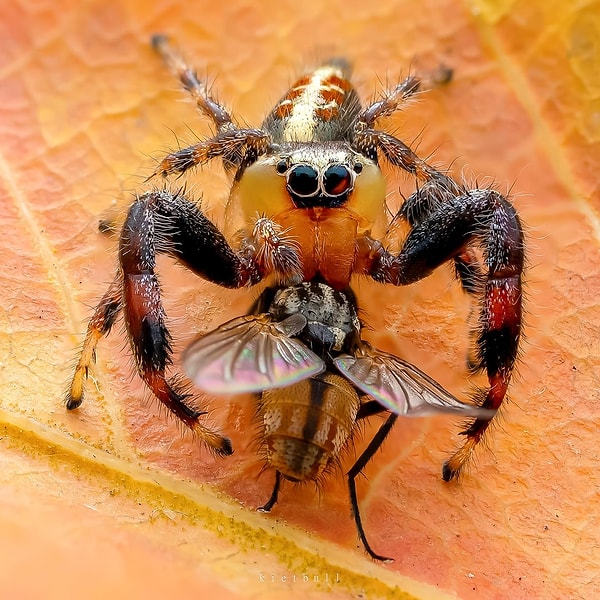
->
360, 189, 524, 479
116, 190, 268, 455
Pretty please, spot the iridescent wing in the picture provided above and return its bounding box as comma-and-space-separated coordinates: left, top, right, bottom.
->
334, 348, 494, 418
183, 314, 325, 394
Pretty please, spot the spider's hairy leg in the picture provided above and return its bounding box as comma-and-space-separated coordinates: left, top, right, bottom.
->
452, 247, 489, 373
359, 189, 523, 480
150, 34, 272, 178
66, 278, 122, 410
152, 34, 235, 134
356, 125, 483, 294
356, 127, 486, 365
354, 75, 422, 129
396, 159, 485, 371
115, 189, 265, 455
401, 178, 486, 296
354, 122, 462, 199
443, 196, 523, 479
151, 128, 272, 178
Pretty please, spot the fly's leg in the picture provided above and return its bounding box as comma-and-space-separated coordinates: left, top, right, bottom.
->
257, 471, 282, 513
348, 412, 398, 562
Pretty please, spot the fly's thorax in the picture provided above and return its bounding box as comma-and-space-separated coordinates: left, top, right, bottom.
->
259, 372, 360, 482
268, 281, 361, 354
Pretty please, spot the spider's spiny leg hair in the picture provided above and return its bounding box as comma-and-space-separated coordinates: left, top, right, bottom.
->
358, 189, 523, 479
66, 276, 122, 410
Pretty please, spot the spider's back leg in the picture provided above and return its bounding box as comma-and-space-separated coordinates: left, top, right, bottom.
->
150, 35, 272, 178
151, 34, 234, 134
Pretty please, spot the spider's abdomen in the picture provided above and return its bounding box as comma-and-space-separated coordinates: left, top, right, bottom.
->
263, 60, 361, 143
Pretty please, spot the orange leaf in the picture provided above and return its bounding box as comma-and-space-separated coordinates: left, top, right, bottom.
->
1, 0, 598, 598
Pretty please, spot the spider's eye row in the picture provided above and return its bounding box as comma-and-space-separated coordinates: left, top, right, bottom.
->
281, 162, 357, 199
323, 164, 353, 197
287, 164, 320, 197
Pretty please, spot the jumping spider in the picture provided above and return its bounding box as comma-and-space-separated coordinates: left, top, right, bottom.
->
67, 35, 523, 561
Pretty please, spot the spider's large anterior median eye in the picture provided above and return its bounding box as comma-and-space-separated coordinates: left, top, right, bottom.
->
323, 164, 353, 197
287, 164, 319, 197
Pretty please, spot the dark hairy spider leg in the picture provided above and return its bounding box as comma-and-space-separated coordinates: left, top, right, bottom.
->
356, 127, 489, 373
257, 470, 282, 513
453, 248, 485, 295
362, 189, 523, 480
152, 191, 300, 283
401, 179, 486, 302
354, 74, 422, 129
151, 34, 235, 135
152, 33, 269, 176
66, 277, 122, 410
152, 127, 272, 178
117, 189, 264, 455
151, 34, 272, 178
454, 248, 488, 373
399, 173, 485, 295
348, 412, 398, 562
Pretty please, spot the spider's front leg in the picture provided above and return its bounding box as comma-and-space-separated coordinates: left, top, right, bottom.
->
353, 86, 485, 299
352, 100, 523, 478
67, 189, 300, 455
359, 188, 524, 480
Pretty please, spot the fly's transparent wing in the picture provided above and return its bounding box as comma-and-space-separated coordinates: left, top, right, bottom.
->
183, 314, 325, 395
334, 349, 494, 418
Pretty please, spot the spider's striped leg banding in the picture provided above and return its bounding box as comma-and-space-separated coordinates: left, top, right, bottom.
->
66, 278, 122, 410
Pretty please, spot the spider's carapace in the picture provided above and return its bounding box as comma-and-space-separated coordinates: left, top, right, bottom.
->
67, 35, 523, 562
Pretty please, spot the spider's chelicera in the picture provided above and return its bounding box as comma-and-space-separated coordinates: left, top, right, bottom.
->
67, 35, 524, 562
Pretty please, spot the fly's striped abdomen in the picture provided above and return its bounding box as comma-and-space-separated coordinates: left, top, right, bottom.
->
263, 60, 361, 143
260, 372, 360, 481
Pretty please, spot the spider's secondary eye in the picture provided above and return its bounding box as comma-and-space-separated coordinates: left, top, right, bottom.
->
287, 164, 319, 197
276, 159, 288, 174
323, 164, 353, 197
